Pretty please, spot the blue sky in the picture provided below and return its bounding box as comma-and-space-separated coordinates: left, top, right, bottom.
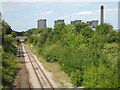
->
1, 1, 119, 32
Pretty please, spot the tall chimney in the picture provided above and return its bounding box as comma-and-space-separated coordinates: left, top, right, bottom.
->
100, 5, 104, 24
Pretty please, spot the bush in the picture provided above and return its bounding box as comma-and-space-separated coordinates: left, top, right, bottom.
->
1, 20, 18, 89
83, 65, 119, 88
71, 70, 82, 86
40, 44, 64, 62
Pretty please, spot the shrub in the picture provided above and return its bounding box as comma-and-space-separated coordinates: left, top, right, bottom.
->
71, 70, 82, 86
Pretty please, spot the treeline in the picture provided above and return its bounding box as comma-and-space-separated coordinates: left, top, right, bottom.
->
1, 20, 18, 89
25, 22, 119, 88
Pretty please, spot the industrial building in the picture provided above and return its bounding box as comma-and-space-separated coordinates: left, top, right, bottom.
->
54, 19, 64, 25
87, 21, 92, 26
37, 5, 104, 29
54, 21, 58, 25
71, 20, 82, 25
92, 20, 98, 28
71, 21, 75, 25
75, 20, 82, 24
71, 19, 98, 28
37, 19, 47, 29
87, 20, 98, 28
86, 5, 104, 28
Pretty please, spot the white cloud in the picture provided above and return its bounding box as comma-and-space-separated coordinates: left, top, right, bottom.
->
40, 11, 54, 15
74, 11, 93, 16
2, 2, 56, 9
106, 9, 118, 12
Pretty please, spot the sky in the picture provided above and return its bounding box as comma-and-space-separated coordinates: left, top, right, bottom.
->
1, 0, 119, 32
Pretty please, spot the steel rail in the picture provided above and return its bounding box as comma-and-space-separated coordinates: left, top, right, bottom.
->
22, 43, 44, 89
21, 43, 31, 89
18, 43, 31, 89
17, 44, 21, 90
25, 44, 54, 89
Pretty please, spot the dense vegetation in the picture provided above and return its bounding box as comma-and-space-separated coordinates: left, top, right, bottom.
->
1, 20, 18, 89
25, 22, 119, 88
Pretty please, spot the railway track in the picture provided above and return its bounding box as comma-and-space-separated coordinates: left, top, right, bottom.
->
22, 43, 54, 89
17, 44, 31, 89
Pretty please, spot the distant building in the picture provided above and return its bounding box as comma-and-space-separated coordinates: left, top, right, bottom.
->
54, 19, 64, 25
87, 20, 98, 28
74, 20, 82, 24
91, 20, 98, 28
71, 21, 75, 25
57, 20, 64, 23
118, 29, 120, 32
70, 20, 82, 25
37, 19, 46, 29
87, 21, 92, 26
54, 21, 57, 25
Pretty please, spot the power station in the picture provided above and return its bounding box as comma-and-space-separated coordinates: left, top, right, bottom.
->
75, 20, 82, 24
54, 20, 64, 25
71, 20, 82, 25
37, 5, 105, 29
71, 21, 75, 25
37, 19, 46, 29
87, 21, 92, 26
87, 20, 98, 28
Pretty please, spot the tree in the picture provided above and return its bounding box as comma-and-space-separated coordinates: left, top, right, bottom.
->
106, 30, 118, 43
53, 22, 66, 34
75, 22, 89, 32
11, 31, 17, 37
96, 23, 113, 35
2, 20, 12, 35
80, 26, 94, 38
